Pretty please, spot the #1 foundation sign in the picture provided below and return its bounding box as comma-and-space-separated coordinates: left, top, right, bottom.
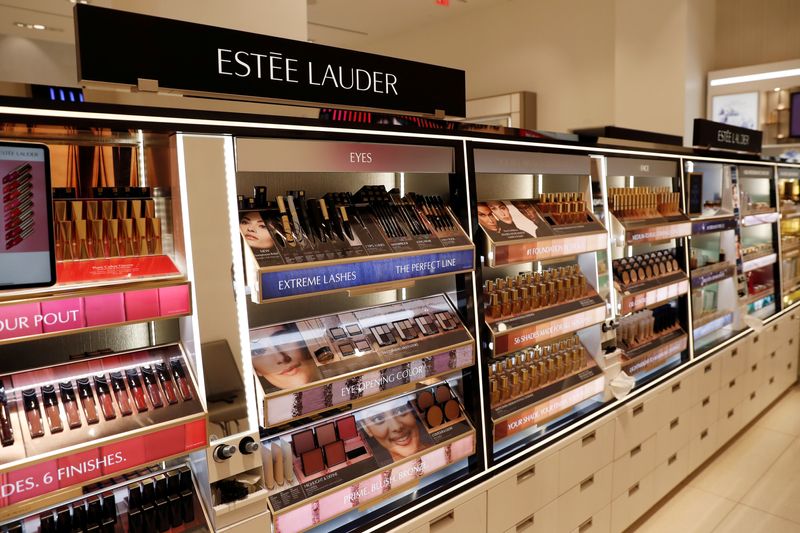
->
74, 5, 466, 117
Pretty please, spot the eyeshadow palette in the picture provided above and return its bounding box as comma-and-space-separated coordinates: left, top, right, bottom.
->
263, 385, 475, 519
250, 295, 476, 427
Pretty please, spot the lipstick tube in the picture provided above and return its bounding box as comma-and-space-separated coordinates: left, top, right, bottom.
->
41, 385, 63, 433
154, 363, 178, 405
2, 163, 31, 183
93, 376, 116, 421
59, 220, 74, 260
140, 366, 164, 408
108, 219, 120, 257
22, 389, 44, 438
170, 360, 193, 401
135, 218, 148, 255
58, 381, 82, 429
116, 200, 128, 220
0, 380, 14, 446
130, 199, 142, 219
109, 372, 133, 416
150, 218, 162, 255
75, 219, 90, 259
126, 369, 149, 413
121, 219, 134, 256
2, 173, 31, 194
70, 201, 83, 221
101, 200, 113, 221
76, 378, 100, 424
92, 219, 105, 258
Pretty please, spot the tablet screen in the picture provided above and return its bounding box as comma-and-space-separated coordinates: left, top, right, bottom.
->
0, 143, 56, 289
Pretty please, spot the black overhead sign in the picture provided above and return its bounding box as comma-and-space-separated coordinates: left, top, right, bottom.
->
692, 118, 762, 154
74, 5, 466, 117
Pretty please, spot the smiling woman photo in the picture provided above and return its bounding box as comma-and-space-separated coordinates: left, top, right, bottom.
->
360, 401, 433, 463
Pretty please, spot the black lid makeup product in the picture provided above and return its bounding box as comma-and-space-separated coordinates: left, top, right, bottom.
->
141, 478, 155, 506
180, 490, 195, 523
170, 360, 193, 401
141, 366, 164, 408
109, 372, 133, 416
58, 381, 82, 429
169, 494, 182, 528
71, 502, 87, 531
39, 511, 56, 533
41, 384, 64, 434
142, 503, 156, 532
56, 506, 71, 532
128, 482, 143, 510
178, 466, 193, 492
0, 380, 15, 446
166, 470, 180, 495
155, 498, 170, 533
101, 491, 116, 524
128, 508, 142, 533
254, 186, 267, 208
86, 496, 102, 528
314, 346, 334, 363
93, 375, 116, 421
154, 473, 168, 501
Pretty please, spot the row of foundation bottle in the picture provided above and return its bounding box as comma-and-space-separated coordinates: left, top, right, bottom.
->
54, 199, 163, 261
616, 305, 679, 350
609, 186, 681, 220
535, 192, 589, 225
489, 335, 589, 405
484, 266, 590, 320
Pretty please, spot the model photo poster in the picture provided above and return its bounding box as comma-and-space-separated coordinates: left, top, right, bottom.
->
711, 92, 759, 130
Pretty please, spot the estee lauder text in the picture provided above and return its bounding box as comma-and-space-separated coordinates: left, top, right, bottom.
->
216, 49, 398, 95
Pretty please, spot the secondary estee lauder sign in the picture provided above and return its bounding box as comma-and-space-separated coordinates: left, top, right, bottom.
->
74, 5, 465, 116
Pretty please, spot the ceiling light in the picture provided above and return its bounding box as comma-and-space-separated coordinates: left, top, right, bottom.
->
69, 0, 90, 4
710, 68, 800, 87
32, 24, 46, 30
774, 87, 782, 92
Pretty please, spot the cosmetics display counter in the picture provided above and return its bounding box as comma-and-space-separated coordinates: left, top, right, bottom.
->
0, 106, 211, 531
469, 144, 610, 461
605, 157, 691, 384
778, 167, 800, 306
231, 135, 480, 532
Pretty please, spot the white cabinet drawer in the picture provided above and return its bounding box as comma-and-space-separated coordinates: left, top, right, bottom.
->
691, 358, 721, 404
689, 390, 719, 436
614, 393, 664, 459
569, 505, 610, 533
654, 445, 689, 501
410, 493, 486, 533
719, 344, 746, 384
689, 421, 719, 472
744, 358, 765, 391
610, 470, 656, 533
612, 434, 656, 499
764, 321, 783, 353
655, 411, 690, 464
658, 376, 692, 419
719, 372, 746, 413
718, 401, 744, 446
503, 498, 557, 533
558, 463, 613, 533
748, 332, 766, 365
558, 420, 614, 494
488, 451, 558, 533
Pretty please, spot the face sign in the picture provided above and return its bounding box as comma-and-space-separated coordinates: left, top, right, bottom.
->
252, 324, 318, 389
486, 201, 513, 224
362, 404, 422, 461
477, 204, 499, 231
240, 212, 274, 249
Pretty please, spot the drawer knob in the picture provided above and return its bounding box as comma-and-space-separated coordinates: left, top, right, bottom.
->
751, 392, 757, 400
670, 417, 680, 429
517, 465, 536, 483
770, 377, 775, 384
578, 518, 594, 533
580, 475, 595, 491
773, 325, 778, 332
728, 409, 734, 418
752, 363, 758, 371
732, 349, 738, 357
630, 444, 642, 457
704, 364, 713, 373
515, 514, 535, 532
672, 383, 681, 393
668, 453, 678, 465
754, 335, 759, 343
729, 379, 736, 388
771, 352, 776, 358
430, 510, 455, 532
628, 482, 640, 496
633, 404, 645, 416
702, 396, 710, 406
581, 431, 596, 446
701, 429, 709, 439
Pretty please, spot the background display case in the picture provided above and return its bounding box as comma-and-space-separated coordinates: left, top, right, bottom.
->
231, 134, 481, 533
469, 144, 610, 462
682, 161, 747, 356
605, 157, 691, 384
778, 166, 800, 306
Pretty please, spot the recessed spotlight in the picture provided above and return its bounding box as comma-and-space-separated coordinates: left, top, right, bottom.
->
32, 24, 46, 30
13, 21, 62, 32
774, 87, 782, 92
69, 0, 90, 4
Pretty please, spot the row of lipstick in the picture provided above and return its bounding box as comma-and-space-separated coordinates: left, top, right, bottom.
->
484, 266, 590, 320
3, 162, 35, 249
612, 250, 681, 288
609, 186, 682, 219
127, 467, 196, 533
54, 199, 163, 260
488, 334, 589, 405
0, 360, 192, 446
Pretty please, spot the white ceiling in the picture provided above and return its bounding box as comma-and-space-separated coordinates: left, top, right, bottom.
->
0, 0, 508, 46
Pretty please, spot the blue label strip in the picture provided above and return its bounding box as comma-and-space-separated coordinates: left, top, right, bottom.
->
261, 249, 474, 299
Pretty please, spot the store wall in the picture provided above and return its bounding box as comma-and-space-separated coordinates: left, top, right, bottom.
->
0, 36, 77, 86
354, 0, 617, 134
714, 0, 800, 70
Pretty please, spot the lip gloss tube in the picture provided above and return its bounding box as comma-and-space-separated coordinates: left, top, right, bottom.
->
21, 389, 44, 438
109, 372, 133, 416
76, 378, 100, 424
170, 360, 193, 401
40, 385, 64, 434
93, 375, 117, 421
0, 380, 14, 446
126, 369, 149, 412
154, 363, 178, 405
58, 381, 82, 429
140, 366, 164, 408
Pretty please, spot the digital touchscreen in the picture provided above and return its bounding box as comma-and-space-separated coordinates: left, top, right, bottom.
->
0, 142, 55, 289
